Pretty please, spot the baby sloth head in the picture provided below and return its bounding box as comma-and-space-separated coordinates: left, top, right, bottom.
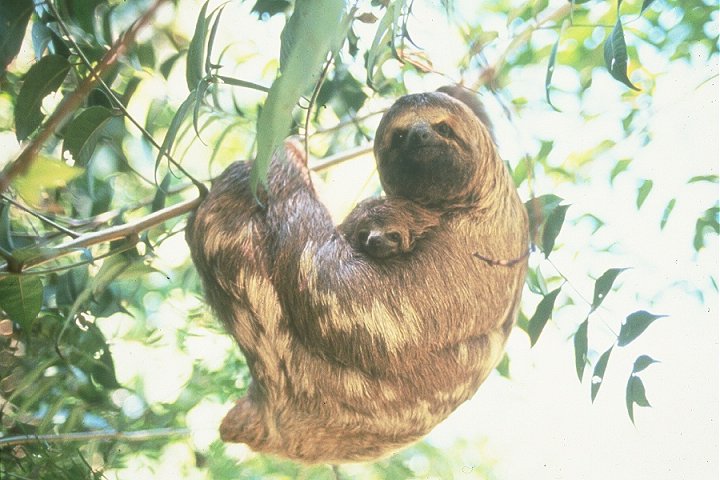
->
340, 197, 440, 259
374, 91, 496, 208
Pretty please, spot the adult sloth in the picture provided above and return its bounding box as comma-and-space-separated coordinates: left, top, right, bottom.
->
185, 89, 528, 463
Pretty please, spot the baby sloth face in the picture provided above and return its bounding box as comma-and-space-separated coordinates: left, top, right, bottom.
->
353, 222, 408, 259
339, 197, 441, 260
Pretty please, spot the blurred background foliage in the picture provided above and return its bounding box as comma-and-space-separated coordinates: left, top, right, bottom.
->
0, 0, 717, 478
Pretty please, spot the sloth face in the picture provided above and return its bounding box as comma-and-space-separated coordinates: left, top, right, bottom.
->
374, 92, 492, 208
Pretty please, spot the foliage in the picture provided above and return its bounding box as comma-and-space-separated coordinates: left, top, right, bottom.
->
0, 0, 716, 478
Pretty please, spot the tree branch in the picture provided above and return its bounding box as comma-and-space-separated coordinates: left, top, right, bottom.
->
0, 427, 190, 448
0, 0, 169, 194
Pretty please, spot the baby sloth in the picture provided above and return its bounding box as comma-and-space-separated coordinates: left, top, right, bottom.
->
339, 197, 440, 258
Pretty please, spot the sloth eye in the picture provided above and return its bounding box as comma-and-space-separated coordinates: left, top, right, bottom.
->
356, 230, 369, 244
386, 232, 402, 244
391, 129, 407, 148
434, 122, 453, 138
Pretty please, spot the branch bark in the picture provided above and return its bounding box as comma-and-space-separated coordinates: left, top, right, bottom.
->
0, 427, 190, 448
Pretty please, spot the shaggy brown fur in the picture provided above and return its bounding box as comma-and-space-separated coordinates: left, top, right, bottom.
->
185, 89, 528, 463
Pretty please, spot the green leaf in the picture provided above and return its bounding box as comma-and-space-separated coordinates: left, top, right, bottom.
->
527, 287, 561, 346
253, 0, 349, 190
541, 204, 570, 258
13, 155, 84, 206
0, 0, 33, 74
495, 353, 510, 378
151, 173, 173, 212
15, 55, 72, 141
618, 310, 666, 346
688, 175, 718, 184
156, 91, 197, 168
525, 194, 563, 244
366, 1, 403, 88
525, 267, 548, 295
591, 267, 628, 313
632, 354, 659, 373
591, 347, 613, 402
660, 198, 676, 230
187, 0, 210, 91
0, 276, 43, 327
545, 20, 567, 112
636, 179, 653, 209
574, 319, 588, 381
626, 374, 651, 423
603, 18, 640, 91
693, 206, 719, 251
610, 158, 632, 184
62, 106, 117, 166
205, 4, 225, 75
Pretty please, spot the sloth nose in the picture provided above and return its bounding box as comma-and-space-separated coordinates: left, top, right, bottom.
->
407, 123, 433, 146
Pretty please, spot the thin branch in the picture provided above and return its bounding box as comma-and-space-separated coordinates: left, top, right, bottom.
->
1, 194, 79, 238
0, 0, 169, 194
309, 143, 374, 172
1, 194, 202, 272
0, 427, 190, 448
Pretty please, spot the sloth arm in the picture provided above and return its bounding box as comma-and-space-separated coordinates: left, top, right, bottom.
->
263, 158, 414, 367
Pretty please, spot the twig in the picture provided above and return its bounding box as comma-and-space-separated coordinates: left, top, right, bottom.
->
0, 0, 168, 195
0, 427, 190, 448
1, 194, 79, 238
309, 143, 374, 172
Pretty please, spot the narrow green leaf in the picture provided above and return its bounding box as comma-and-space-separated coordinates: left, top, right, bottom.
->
193, 79, 210, 139
632, 354, 659, 373
618, 310, 666, 346
609, 159, 631, 184
151, 173, 172, 212
525, 194, 563, 244
0, 276, 43, 327
215, 76, 270, 91
205, 5, 225, 75
591, 347, 613, 402
694, 206, 720, 251
62, 106, 116, 166
541, 204, 570, 258
660, 198, 676, 230
15, 55, 72, 141
626, 375, 651, 423
545, 20, 567, 112
636, 179, 653, 209
186, 0, 210, 91
156, 91, 197, 168
525, 267, 548, 295
527, 287, 561, 346
0, 0, 33, 74
688, 175, 719, 184
495, 353, 510, 379
366, 1, 403, 87
0, 203, 14, 251
603, 18, 640, 91
253, 0, 349, 190
574, 319, 589, 381
591, 267, 628, 312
